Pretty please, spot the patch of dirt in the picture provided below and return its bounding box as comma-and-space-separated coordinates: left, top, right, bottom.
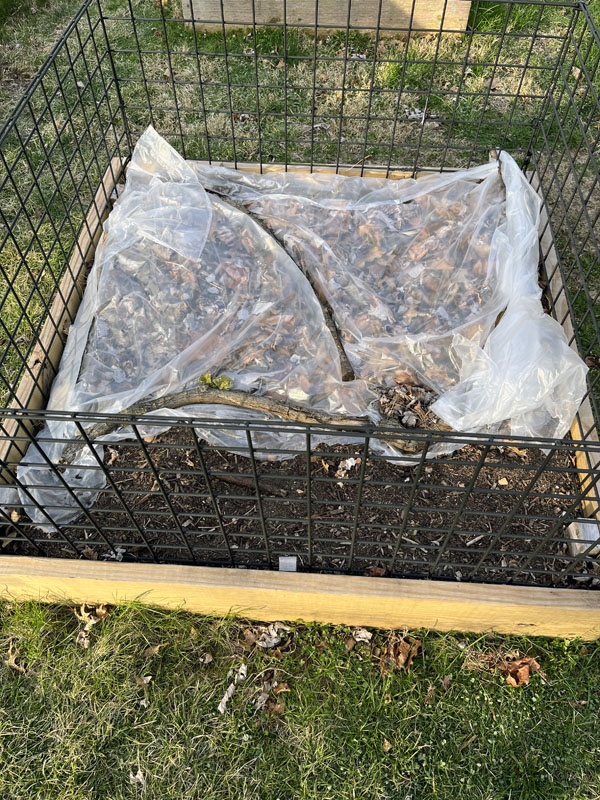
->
11, 426, 594, 588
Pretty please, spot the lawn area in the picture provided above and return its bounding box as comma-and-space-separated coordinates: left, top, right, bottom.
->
1, 601, 599, 799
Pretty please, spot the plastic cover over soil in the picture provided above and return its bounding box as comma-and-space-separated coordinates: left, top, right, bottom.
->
11, 126, 588, 528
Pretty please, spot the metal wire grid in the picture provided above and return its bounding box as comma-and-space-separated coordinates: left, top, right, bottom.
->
102, 0, 575, 170
0, 0, 599, 583
1, 410, 600, 584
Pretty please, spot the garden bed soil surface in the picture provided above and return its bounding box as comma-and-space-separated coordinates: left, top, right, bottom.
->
12, 427, 595, 589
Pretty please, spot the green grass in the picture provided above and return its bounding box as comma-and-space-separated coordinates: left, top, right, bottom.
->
1, 601, 599, 799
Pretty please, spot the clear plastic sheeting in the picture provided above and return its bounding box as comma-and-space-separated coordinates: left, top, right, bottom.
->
193, 151, 588, 438
12, 126, 587, 528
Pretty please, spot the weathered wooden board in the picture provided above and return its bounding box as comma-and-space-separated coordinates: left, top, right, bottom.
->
0, 158, 124, 484
1, 556, 599, 638
183, 0, 472, 34
531, 171, 600, 524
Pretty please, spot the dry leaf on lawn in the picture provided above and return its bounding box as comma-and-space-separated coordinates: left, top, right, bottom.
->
499, 656, 543, 687
76, 629, 90, 649
94, 603, 110, 620
425, 684, 435, 704
218, 663, 247, 714
143, 643, 168, 658
253, 690, 270, 710
273, 682, 290, 695
441, 675, 452, 689
136, 674, 152, 707
129, 769, 146, 787
345, 636, 356, 652
200, 652, 213, 665
383, 738, 392, 753
380, 632, 422, 674
267, 700, 285, 715
4, 640, 26, 674
352, 627, 373, 644
244, 623, 290, 650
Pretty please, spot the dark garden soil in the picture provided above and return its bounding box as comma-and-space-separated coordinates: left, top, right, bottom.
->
11, 425, 596, 589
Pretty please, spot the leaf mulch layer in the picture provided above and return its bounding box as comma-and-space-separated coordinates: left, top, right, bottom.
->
10, 427, 598, 589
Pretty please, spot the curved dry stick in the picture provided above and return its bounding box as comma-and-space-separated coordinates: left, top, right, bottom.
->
59, 385, 419, 464
207, 190, 356, 382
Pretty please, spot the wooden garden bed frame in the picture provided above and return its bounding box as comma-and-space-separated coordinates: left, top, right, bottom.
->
1, 157, 599, 639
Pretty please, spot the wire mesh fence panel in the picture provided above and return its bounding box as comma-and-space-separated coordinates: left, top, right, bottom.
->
1, 0, 599, 588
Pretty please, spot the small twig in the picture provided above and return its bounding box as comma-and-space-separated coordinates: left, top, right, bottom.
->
212, 472, 287, 497
59, 385, 420, 464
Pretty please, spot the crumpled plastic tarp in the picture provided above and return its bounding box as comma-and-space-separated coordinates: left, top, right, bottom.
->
11, 125, 588, 528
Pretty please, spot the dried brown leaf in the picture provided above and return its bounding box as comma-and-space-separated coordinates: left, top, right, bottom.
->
425, 684, 435, 704
441, 675, 452, 689
4, 641, 26, 674
383, 738, 392, 753
143, 643, 167, 658
507, 447, 528, 458
136, 675, 152, 688
272, 682, 290, 695
499, 656, 541, 687
76, 629, 90, 649
460, 734, 477, 751
572, 66, 581, 80
345, 636, 356, 652
267, 700, 285, 715
94, 603, 110, 620
364, 565, 387, 577
380, 633, 422, 675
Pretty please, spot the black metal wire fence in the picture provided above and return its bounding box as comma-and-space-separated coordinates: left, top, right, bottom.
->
1, 0, 599, 586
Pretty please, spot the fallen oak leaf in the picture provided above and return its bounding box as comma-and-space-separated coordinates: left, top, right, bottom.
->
499, 656, 543, 687
4, 640, 26, 674
380, 632, 422, 675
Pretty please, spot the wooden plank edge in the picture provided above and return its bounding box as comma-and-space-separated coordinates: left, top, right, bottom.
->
531, 171, 600, 523
191, 159, 431, 180
0, 557, 599, 639
181, 0, 471, 35
0, 157, 124, 484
